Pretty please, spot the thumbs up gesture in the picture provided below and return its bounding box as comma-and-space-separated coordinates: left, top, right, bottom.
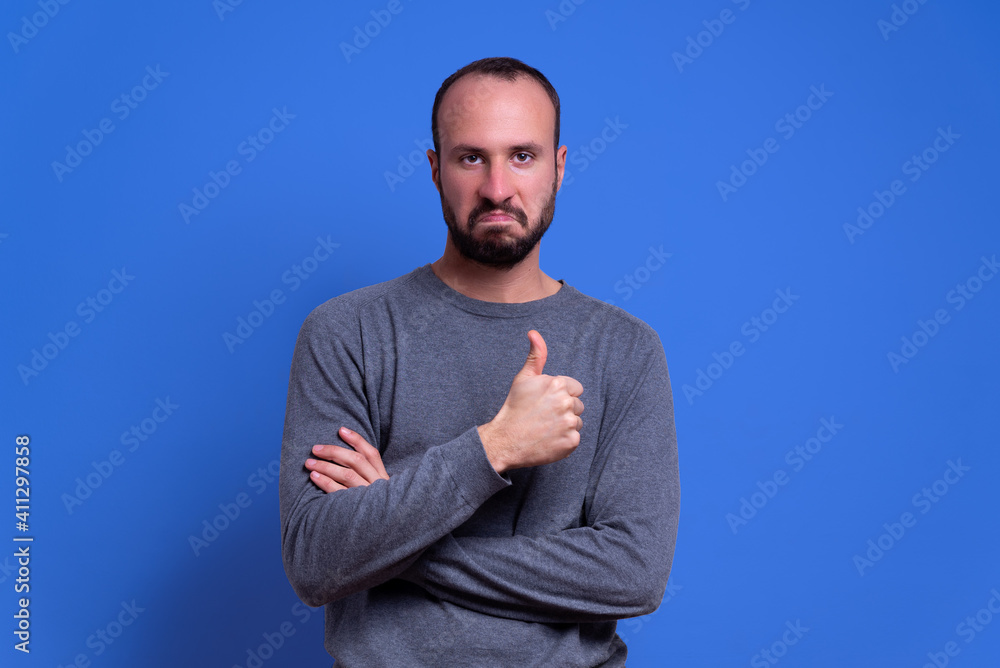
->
477, 330, 585, 474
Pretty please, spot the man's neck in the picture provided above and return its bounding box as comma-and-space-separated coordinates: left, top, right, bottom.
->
430, 246, 562, 304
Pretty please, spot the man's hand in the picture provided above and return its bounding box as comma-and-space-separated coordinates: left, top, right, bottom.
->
305, 426, 389, 493
477, 329, 584, 475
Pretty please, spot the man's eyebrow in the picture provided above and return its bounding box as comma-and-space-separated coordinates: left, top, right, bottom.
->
449, 142, 547, 156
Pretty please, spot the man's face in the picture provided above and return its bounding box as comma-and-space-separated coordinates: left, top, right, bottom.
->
430, 74, 567, 270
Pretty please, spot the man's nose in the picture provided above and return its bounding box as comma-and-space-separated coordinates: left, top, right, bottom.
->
478, 163, 513, 204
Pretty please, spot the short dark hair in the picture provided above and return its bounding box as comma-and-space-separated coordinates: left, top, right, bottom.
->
431, 57, 561, 157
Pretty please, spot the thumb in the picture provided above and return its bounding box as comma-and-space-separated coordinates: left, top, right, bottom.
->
517, 329, 547, 377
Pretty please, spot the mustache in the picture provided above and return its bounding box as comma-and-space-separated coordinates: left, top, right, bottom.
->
469, 202, 528, 227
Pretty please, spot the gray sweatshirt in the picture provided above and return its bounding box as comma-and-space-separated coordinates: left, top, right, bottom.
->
280, 263, 680, 667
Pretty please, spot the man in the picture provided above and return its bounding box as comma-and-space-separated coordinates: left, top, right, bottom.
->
280, 56, 679, 667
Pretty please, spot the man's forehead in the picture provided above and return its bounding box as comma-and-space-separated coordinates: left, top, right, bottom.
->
445, 72, 544, 102
438, 74, 555, 146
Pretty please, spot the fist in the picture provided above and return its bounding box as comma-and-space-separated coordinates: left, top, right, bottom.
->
479, 330, 584, 474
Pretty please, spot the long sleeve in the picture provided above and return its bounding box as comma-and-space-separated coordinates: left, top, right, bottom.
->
396, 334, 680, 624
279, 304, 512, 608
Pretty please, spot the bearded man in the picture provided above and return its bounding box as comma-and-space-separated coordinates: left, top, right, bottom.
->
280, 56, 680, 667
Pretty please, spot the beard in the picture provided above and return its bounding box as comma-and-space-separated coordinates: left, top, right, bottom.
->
439, 175, 558, 270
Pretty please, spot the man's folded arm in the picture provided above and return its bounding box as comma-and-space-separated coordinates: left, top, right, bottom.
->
280, 306, 511, 608
397, 336, 680, 625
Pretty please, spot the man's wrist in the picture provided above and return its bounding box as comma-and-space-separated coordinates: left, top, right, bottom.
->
477, 422, 508, 475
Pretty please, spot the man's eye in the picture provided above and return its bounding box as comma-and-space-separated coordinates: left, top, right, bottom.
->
463, 155, 481, 164
514, 153, 531, 162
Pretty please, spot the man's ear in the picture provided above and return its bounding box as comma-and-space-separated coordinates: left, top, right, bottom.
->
427, 150, 441, 193
555, 145, 568, 192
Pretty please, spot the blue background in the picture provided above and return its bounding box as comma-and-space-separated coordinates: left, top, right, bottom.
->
2, 0, 998, 666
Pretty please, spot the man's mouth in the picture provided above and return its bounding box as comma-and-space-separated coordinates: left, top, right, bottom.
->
478, 211, 521, 225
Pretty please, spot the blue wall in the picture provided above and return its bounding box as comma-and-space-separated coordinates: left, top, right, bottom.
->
3, 1, 998, 666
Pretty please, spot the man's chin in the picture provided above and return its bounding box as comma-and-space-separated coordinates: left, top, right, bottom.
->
460, 239, 533, 268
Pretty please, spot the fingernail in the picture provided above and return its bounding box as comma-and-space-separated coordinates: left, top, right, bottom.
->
341, 427, 353, 435
310, 471, 320, 479
306, 459, 316, 466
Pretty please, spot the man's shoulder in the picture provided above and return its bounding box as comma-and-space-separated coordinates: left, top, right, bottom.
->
299, 267, 423, 333
567, 287, 664, 352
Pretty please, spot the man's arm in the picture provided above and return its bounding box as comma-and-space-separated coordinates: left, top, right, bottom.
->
395, 332, 679, 625
280, 304, 512, 608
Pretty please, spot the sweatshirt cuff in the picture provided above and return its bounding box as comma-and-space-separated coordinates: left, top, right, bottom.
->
440, 425, 511, 509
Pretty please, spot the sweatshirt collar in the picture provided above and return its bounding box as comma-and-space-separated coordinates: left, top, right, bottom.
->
413, 263, 574, 318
